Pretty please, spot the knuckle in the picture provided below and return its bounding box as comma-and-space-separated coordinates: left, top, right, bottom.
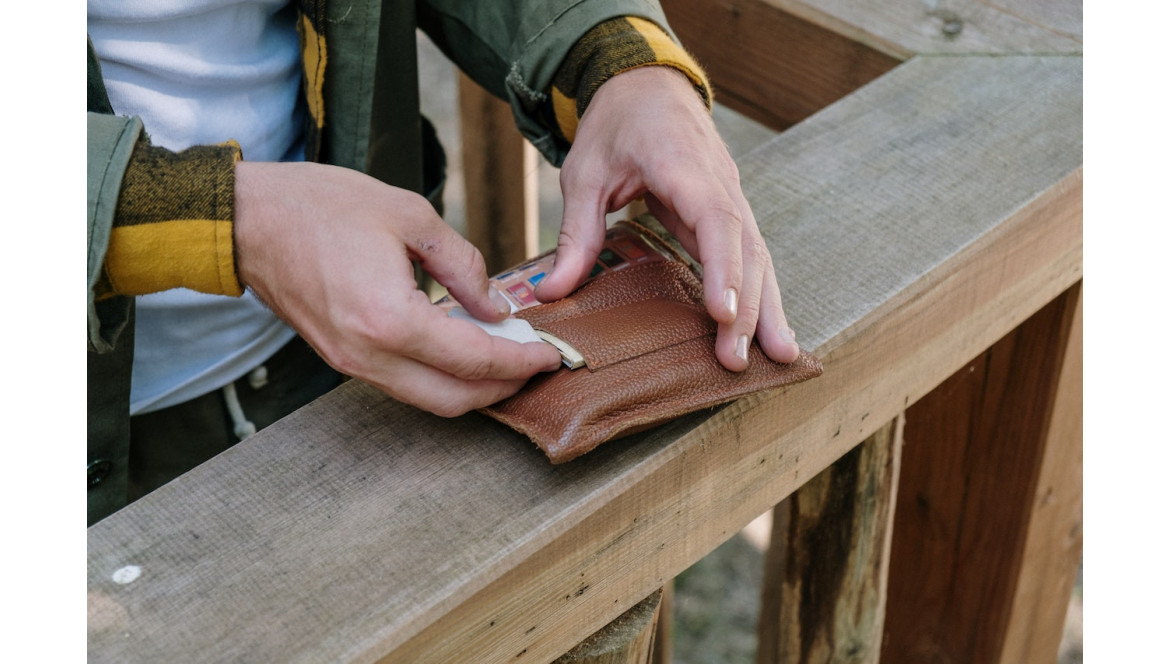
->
647, 145, 691, 177
413, 231, 444, 258
324, 344, 362, 378
555, 227, 579, 251
721, 152, 740, 179
459, 243, 488, 280
739, 298, 763, 323
452, 353, 497, 382
560, 162, 605, 198
695, 203, 741, 235
341, 307, 409, 354
402, 191, 435, 220
745, 235, 771, 264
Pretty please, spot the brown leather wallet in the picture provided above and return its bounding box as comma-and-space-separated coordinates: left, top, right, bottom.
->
482, 225, 822, 463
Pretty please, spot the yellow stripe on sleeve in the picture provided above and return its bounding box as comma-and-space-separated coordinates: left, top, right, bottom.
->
551, 86, 581, 143
625, 17, 712, 110
548, 16, 715, 144
299, 13, 327, 131
104, 219, 243, 297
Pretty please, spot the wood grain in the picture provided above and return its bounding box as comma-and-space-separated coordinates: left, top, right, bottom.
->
662, 0, 1079, 152
87, 55, 1081, 664
662, 0, 899, 131
997, 286, 1083, 662
757, 416, 903, 664
555, 590, 661, 664
458, 71, 539, 273
765, 0, 1082, 59
735, 55, 1082, 357
650, 580, 673, 664
882, 284, 1083, 663
983, 0, 1083, 41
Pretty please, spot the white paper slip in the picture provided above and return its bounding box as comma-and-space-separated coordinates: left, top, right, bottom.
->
533, 330, 586, 370
446, 306, 543, 345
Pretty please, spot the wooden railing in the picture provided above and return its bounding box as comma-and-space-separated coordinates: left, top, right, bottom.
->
87, 1, 1082, 662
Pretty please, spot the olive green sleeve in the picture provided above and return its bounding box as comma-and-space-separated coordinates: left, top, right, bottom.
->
88, 111, 245, 352
88, 111, 142, 353
417, 0, 684, 167
547, 16, 712, 143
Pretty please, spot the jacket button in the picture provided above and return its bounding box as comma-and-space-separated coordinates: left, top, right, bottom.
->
88, 459, 112, 487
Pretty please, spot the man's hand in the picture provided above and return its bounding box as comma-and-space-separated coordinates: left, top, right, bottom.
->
234, 161, 562, 417
535, 66, 800, 371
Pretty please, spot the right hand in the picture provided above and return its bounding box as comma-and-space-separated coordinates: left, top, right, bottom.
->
233, 161, 562, 417
534, 67, 800, 372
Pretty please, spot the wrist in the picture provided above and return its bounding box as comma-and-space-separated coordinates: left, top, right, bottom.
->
551, 16, 712, 143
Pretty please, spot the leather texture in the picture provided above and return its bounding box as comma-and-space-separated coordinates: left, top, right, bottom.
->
483, 259, 823, 463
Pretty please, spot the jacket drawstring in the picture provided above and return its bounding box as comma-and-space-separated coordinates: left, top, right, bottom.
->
221, 366, 269, 441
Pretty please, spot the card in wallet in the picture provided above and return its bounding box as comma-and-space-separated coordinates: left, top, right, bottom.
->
478, 218, 823, 463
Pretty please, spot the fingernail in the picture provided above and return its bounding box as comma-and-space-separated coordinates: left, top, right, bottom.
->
489, 288, 512, 315
724, 288, 738, 318
736, 334, 749, 362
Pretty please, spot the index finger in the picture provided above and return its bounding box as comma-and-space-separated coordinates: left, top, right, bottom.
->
398, 206, 512, 322
645, 182, 744, 325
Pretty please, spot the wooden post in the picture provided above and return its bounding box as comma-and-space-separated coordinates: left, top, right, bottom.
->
757, 417, 904, 664
457, 71, 539, 273
882, 283, 1083, 663
999, 287, 1083, 662
651, 581, 673, 664
556, 590, 663, 664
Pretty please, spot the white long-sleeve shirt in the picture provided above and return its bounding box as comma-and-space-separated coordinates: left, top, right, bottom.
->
88, 0, 304, 413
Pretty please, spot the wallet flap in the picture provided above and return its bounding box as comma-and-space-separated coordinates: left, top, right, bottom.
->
516, 261, 703, 328
533, 298, 714, 370
515, 261, 712, 371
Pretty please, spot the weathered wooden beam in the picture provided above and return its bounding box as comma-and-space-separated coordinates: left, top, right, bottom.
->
87, 55, 1081, 664
882, 283, 1083, 663
662, 0, 899, 131
757, 416, 903, 664
458, 71, 539, 273
662, 0, 1079, 132
759, 0, 1082, 59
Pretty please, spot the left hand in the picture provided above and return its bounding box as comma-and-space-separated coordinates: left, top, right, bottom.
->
534, 66, 800, 371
